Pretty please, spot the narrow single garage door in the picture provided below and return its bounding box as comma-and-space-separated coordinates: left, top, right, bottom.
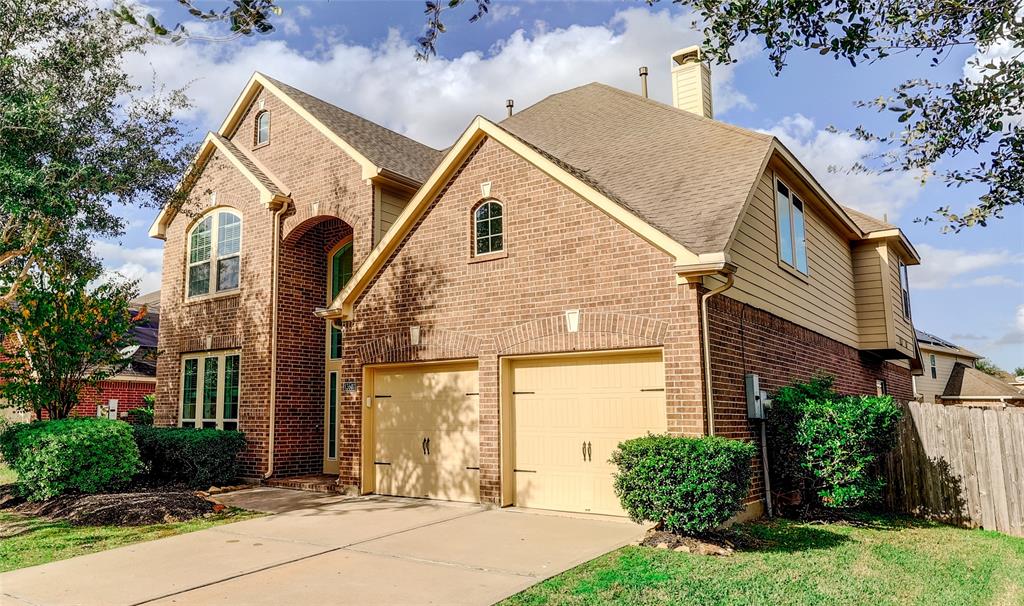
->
511, 351, 666, 516
373, 363, 480, 503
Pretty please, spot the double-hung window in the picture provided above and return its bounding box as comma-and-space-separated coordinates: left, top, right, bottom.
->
181, 352, 240, 430
188, 210, 242, 298
775, 180, 808, 274
930, 354, 937, 380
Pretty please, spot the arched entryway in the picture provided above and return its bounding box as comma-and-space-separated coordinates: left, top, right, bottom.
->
275, 216, 352, 477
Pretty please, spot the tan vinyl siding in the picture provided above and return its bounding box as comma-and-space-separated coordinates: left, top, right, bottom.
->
374, 186, 412, 244
709, 165, 860, 349
671, 63, 712, 118
853, 241, 890, 350
917, 350, 976, 403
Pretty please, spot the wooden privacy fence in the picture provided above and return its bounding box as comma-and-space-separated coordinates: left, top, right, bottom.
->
883, 401, 1024, 537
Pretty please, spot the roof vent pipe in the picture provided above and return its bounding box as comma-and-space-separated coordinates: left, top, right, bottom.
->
506, 99, 514, 117
639, 66, 649, 98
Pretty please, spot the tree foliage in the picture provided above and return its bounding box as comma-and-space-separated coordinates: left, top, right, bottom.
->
973, 357, 1007, 377
0, 263, 140, 420
1, 0, 193, 304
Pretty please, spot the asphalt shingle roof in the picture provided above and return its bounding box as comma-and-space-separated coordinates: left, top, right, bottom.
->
499, 83, 774, 255
943, 362, 1024, 400
263, 75, 446, 184
844, 206, 895, 233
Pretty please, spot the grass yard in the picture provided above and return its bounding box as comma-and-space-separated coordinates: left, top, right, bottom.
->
0, 508, 262, 573
502, 515, 1024, 606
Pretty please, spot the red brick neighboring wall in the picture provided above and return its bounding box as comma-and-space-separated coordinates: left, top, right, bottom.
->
339, 137, 708, 504
707, 293, 915, 503
74, 380, 155, 419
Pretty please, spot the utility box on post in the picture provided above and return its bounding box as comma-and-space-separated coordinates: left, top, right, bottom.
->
745, 373, 765, 420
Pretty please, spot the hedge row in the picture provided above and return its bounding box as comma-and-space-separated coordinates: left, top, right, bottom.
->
133, 426, 246, 488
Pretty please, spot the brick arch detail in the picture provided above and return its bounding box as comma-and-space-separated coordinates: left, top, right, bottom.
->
282, 206, 358, 244
494, 311, 669, 355
357, 328, 483, 365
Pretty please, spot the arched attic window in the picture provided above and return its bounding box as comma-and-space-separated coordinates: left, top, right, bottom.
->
473, 200, 503, 256
255, 111, 270, 146
187, 209, 242, 298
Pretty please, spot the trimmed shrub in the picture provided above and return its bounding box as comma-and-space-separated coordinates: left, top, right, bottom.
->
611, 435, 757, 534
126, 406, 154, 426
768, 375, 903, 510
0, 419, 141, 501
133, 426, 246, 488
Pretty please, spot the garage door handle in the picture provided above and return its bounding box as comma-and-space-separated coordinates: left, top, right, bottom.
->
587, 441, 593, 462
425, 437, 431, 455
582, 441, 587, 461
421, 437, 427, 455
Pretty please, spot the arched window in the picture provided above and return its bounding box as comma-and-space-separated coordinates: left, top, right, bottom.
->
255, 111, 271, 146
187, 210, 242, 298
328, 241, 353, 359
473, 200, 503, 255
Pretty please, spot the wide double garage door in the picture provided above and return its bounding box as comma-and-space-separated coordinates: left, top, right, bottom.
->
370, 351, 666, 516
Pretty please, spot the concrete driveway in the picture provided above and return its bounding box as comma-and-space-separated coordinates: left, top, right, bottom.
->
0, 488, 645, 606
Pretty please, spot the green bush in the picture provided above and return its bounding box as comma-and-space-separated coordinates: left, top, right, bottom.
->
126, 406, 154, 426
768, 375, 903, 510
611, 435, 756, 534
0, 419, 142, 501
133, 426, 246, 488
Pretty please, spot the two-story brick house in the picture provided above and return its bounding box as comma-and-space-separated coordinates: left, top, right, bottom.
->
151, 47, 921, 518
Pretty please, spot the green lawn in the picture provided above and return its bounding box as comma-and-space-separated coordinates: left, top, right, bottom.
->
0, 508, 262, 572
502, 515, 1024, 606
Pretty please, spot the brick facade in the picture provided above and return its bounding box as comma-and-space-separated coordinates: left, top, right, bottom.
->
73, 380, 156, 419
339, 138, 707, 503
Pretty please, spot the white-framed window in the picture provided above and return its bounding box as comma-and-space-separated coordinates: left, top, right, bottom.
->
255, 111, 270, 146
930, 354, 937, 380
187, 210, 242, 298
180, 351, 240, 430
898, 259, 912, 319
775, 179, 808, 274
473, 200, 503, 256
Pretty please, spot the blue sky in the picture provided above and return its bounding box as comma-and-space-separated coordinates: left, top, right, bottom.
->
107, 0, 1023, 369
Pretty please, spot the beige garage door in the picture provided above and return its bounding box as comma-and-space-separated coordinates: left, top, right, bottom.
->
372, 363, 480, 503
511, 351, 666, 516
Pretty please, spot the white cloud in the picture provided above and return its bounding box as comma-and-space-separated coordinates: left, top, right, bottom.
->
93, 240, 164, 294
910, 243, 1024, 290
759, 114, 925, 221
122, 7, 755, 148
487, 3, 521, 25
993, 304, 1024, 346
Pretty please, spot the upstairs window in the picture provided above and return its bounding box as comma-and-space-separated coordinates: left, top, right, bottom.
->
255, 111, 271, 146
775, 179, 808, 274
188, 210, 241, 298
899, 259, 912, 319
328, 241, 353, 359
930, 354, 937, 380
473, 200, 503, 256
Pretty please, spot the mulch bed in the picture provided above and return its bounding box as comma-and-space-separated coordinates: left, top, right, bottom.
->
641, 528, 765, 556
0, 483, 246, 527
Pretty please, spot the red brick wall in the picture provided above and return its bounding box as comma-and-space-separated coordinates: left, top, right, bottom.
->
74, 380, 155, 419
339, 137, 707, 504
154, 84, 374, 478
274, 218, 351, 476
707, 293, 915, 503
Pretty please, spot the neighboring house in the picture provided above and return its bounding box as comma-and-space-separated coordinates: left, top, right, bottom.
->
150, 47, 920, 518
914, 330, 981, 404
938, 363, 1024, 407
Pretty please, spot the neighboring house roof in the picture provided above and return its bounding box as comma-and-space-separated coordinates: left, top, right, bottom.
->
500, 83, 774, 255
916, 329, 981, 358
261, 76, 446, 184
131, 290, 161, 315
942, 362, 1024, 400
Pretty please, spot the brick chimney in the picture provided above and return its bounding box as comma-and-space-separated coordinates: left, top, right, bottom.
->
671, 46, 713, 119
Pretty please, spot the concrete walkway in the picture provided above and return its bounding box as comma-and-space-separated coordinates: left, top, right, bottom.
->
0, 488, 645, 606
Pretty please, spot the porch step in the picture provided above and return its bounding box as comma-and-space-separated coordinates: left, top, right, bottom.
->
265, 474, 342, 494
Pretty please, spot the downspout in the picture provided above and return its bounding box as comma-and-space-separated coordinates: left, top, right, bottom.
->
700, 270, 734, 436
264, 202, 289, 480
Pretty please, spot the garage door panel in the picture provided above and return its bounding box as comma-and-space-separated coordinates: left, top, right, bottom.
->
372, 363, 479, 504
511, 352, 666, 516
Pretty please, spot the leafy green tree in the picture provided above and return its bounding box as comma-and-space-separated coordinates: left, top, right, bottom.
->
974, 358, 1006, 377
1012, 366, 1024, 377
0, 263, 140, 420
1, 0, 193, 305
129, 0, 1020, 231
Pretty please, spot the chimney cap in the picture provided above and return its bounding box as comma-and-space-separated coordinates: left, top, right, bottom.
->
638, 66, 649, 76
671, 45, 703, 66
